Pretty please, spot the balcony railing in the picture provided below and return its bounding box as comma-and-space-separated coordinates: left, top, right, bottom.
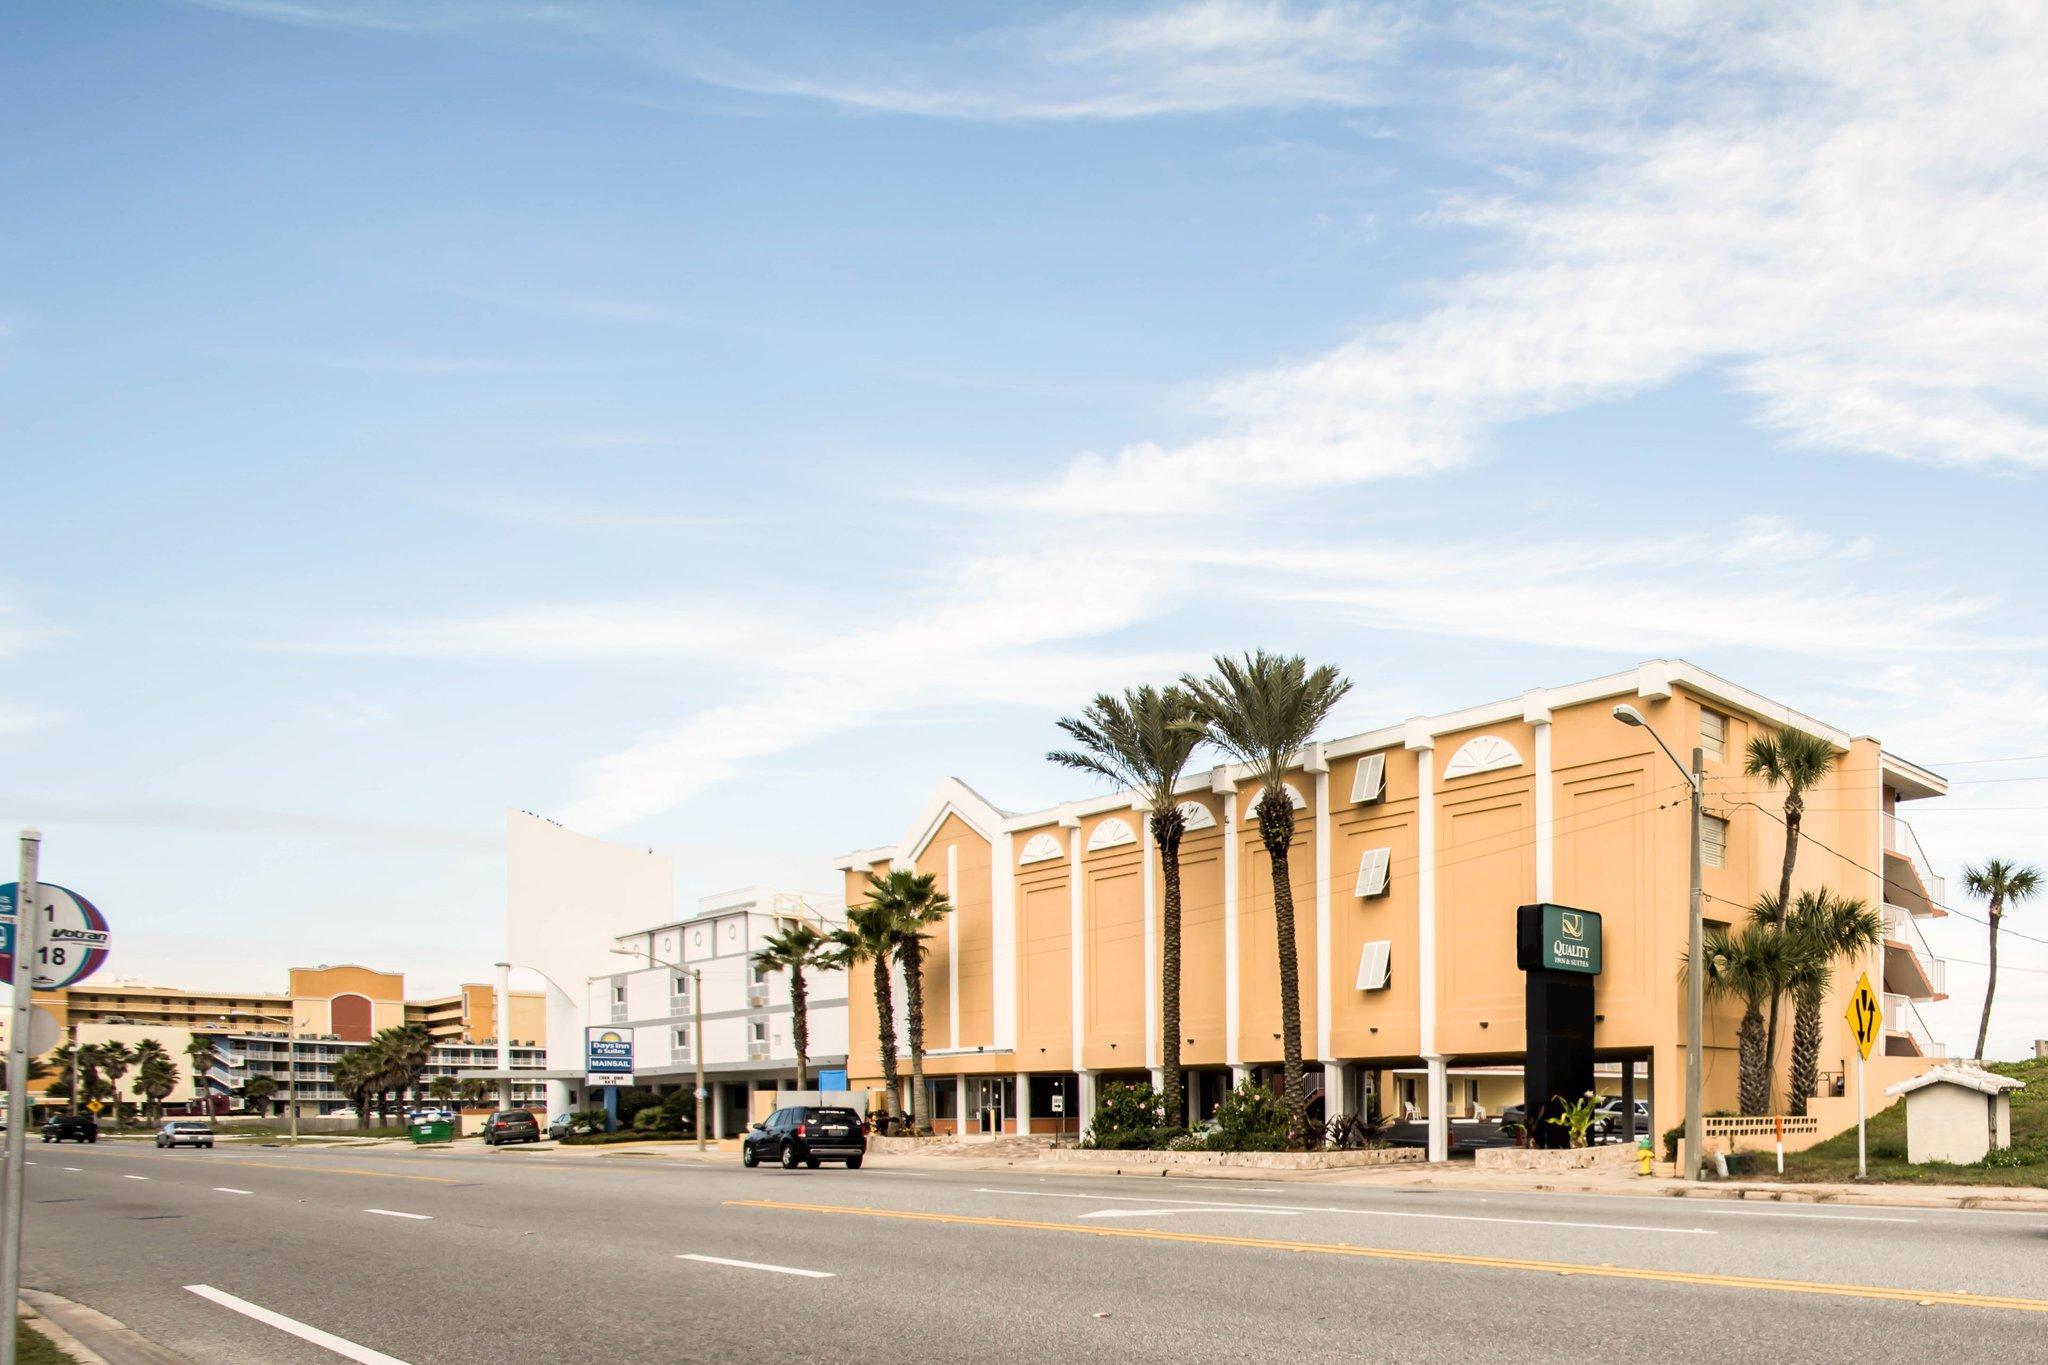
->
747, 986, 769, 1008
1883, 813, 1947, 908
1882, 906, 1948, 998
609, 1001, 628, 1023
746, 1041, 770, 1061
1883, 991, 1943, 1057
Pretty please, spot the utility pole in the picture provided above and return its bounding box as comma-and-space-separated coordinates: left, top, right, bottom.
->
693, 966, 706, 1155
1685, 746, 1705, 1184
3, 828, 45, 1365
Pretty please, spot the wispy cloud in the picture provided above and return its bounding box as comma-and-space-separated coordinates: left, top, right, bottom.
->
0, 797, 492, 850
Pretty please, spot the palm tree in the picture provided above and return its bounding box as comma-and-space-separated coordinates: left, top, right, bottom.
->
1182, 651, 1352, 1145
1050, 684, 1208, 1127
753, 921, 832, 1090
1964, 859, 2044, 1061
1744, 726, 1840, 1096
96, 1041, 135, 1130
329, 1054, 373, 1128
829, 900, 906, 1125
0, 1054, 50, 1093
1782, 890, 1882, 1115
185, 1034, 220, 1116
458, 1077, 493, 1107
136, 1053, 178, 1126
863, 870, 953, 1134
131, 1039, 174, 1125
1696, 910, 1815, 1116
241, 1073, 279, 1115
369, 1024, 435, 1118
428, 1076, 459, 1106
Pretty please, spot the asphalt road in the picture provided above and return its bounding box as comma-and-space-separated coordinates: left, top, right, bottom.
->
18, 1139, 2048, 1363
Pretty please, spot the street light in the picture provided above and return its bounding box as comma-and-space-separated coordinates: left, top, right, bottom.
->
610, 947, 706, 1153
1613, 702, 1704, 1182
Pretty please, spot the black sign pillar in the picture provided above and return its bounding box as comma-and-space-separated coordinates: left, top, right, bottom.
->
1517, 903, 1602, 1149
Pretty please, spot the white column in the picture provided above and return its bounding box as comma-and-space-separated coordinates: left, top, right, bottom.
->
1408, 728, 1438, 1061
1015, 1070, 1030, 1135
711, 1089, 725, 1141
947, 843, 960, 1052
1528, 694, 1555, 903
1309, 745, 1333, 1065
494, 961, 513, 1111
1078, 1070, 1098, 1133
546, 1079, 570, 1117
1219, 768, 1242, 1068
1140, 800, 1159, 1071
1426, 1055, 1450, 1163
954, 1074, 969, 1140
994, 831, 1018, 1051
1231, 1064, 1251, 1088
1326, 1063, 1352, 1120
1064, 810, 1084, 1074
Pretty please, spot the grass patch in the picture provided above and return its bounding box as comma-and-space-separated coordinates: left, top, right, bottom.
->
1777, 1056, 2048, 1186
17, 1317, 81, 1364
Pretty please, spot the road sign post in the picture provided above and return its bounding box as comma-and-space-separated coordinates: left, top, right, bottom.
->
1845, 972, 1882, 1182
2, 830, 43, 1365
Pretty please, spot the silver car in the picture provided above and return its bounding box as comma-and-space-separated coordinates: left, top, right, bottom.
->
156, 1120, 215, 1149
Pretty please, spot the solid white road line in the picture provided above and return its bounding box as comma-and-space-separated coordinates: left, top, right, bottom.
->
62, 1167, 82, 1172
676, 1254, 835, 1279
123, 1175, 150, 1181
364, 1209, 432, 1220
974, 1188, 1713, 1236
1501, 1190, 1922, 1224
1079, 1208, 1301, 1220
185, 1285, 412, 1365
212, 1187, 253, 1195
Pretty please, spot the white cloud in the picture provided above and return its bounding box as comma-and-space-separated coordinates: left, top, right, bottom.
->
303, 693, 392, 729
0, 703, 54, 736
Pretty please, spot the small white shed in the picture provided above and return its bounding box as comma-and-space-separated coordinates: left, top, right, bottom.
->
1884, 1065, 2025, 1165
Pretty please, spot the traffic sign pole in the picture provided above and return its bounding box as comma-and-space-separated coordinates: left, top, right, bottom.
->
1845, 972, 1881, 1183
2, 829, 44, 1365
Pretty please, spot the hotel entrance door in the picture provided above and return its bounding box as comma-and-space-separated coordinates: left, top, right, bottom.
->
971, 1078, 1007, 1134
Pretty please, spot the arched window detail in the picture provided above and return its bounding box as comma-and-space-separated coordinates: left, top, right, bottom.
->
1019, 833, 1065, 865
1086, 818, 1136, 852
1243, 784, 1307, 822
1176, 801, 1217, 831
1442, 735, 1522, 781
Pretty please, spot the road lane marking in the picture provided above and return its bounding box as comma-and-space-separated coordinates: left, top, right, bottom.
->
62, 1167, 81, 1172
677, 1254, 834, 1279
732, 1200, 2048, 1314
123, 1175, 150, 1181
1080, 1208, 1301, 1220
212, 1187, 253, 1195
185, 1285, 411, 1364
975, 1187, 1711, 1235
113, 1154, 462, 1183
1501, 1190, 1922, 1223
364, 1209, 432, 1220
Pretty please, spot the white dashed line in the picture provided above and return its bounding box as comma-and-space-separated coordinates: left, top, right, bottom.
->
364, 1209, 432, 1220
186, 1285, 411, 1364
61, 1167, 82, 1172
677, 1254, 834, 1279
212, 1187, 253, 1195
974, 1188, 1713, 1236
123, 1175, 150, 1181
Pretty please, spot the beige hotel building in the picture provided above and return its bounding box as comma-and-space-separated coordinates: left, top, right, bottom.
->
836, 659, 1951, 1157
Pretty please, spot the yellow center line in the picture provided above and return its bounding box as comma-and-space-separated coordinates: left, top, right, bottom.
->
725, 1199, 2048, 1314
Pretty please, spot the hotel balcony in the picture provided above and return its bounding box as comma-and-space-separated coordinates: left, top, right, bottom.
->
1883, 991, 1944, 1058
1882, 905, 1947, 1002
1882, 813, 1947, 917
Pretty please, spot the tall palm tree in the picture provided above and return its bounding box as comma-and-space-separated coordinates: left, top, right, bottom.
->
1696, 910, 1815, 1116
0, 1054, 50, 1094
1964, 859, 2043, 1061
241, 1073, 279, 1116
428, 1076, 459, 1105
96, 1040, 135, 1130
752, 921, 832, 1091
1782, 890, 1882, 1115
458, 1077, 493, 1107
1182, 651, 1351, 1145
185, 1034, 219, 1116
829, 900, 906, 1124
131, 1038, 173, 1125
328, 1054, 373, 1128
1050, 684, 1209, 1128
370, 1024, 435, 1118
1744, 726, 1840, 1096
862, 870, 953, 1133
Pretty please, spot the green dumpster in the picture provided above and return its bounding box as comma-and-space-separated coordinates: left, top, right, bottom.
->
409, 1118, 455, 1144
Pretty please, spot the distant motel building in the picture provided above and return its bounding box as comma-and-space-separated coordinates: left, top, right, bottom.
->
835, 660, 1951, 1157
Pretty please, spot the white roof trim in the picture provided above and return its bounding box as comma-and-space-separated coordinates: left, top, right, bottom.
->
1885, 1065, 2024, 1098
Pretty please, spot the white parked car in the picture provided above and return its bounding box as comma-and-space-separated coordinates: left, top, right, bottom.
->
156, 1121, 215, 1149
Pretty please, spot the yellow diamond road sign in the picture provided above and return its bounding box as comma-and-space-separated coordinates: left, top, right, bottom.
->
1845, 972, 1882, 1060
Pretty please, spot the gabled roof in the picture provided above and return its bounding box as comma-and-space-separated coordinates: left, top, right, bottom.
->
1885, 1064, 2026, 1098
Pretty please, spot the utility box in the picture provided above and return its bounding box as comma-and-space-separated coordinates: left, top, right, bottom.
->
1884, 1065, 2024, 1165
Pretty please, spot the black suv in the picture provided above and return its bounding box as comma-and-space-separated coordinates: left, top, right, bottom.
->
480, 1110, 540, 1146
42, 1114, 98, 1144
742, 1106, 866, 1170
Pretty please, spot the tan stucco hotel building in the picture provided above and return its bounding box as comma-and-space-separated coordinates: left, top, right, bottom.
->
836, 660, 1951, 1156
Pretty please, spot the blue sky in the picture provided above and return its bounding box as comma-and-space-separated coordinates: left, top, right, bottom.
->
3, 2, 2046, 1056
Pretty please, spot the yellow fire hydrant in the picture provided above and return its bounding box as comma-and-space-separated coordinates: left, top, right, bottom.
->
1636, 1140, 1654, 1176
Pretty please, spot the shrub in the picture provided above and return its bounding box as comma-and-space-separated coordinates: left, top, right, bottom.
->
1206, 1080, 1289, 1152
1083, 1082, 1185, 1150
631, 1105, 665, 1132
657, 1088, 698, 1129
1984, 1139, 2047, 1169
614, 1087, 660, 1124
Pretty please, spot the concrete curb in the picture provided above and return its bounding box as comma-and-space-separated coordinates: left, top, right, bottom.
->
19, 1290, 190, 1365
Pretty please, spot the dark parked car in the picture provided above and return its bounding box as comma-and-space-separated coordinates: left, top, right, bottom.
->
480, 1110, 541, 1146
742, 1105, 866, 1170
156, 1120, 215, 1149
42, 1114, 98, 1144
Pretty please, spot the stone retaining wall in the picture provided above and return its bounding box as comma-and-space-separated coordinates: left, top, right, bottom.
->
1473, 1142, 1639, 1173
1041, 1146, 1423, 1171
